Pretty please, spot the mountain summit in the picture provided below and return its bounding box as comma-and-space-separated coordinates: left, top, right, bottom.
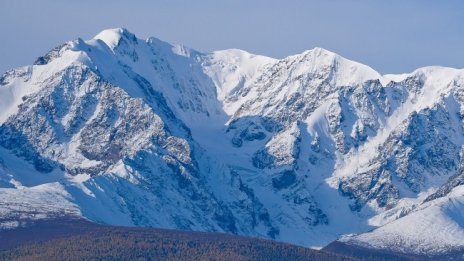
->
1, 28, 464, 257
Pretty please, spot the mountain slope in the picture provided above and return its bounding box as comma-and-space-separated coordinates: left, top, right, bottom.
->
1, 28, 464, 256
329, 162, 464, 258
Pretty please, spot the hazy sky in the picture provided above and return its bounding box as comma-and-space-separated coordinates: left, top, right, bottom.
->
1, 0, 463, 74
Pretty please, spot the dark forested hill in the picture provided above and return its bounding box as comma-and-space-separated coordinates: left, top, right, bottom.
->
0, 218, 355, 261
323, 241, 464, 261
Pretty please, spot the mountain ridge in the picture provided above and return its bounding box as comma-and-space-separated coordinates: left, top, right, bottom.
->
1, 28, 464, 256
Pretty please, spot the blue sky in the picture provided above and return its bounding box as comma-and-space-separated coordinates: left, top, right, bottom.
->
1, 0, 463, 74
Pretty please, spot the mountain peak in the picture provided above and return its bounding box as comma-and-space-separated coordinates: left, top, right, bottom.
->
310, 47, 337, 56
93, 28, 137, 49
294, 47, 338, 61
281, 47, 381, 86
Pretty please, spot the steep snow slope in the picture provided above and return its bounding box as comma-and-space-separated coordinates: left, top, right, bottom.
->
202, 48, 276, 105
339, 185, 464, 255
336, 156, 464, 256
1, 28, 464, 254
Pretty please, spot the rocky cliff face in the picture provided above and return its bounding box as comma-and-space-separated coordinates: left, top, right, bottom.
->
1, 28, 464, 253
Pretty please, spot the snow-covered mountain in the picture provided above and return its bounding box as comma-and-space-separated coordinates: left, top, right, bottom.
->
1, 28, 464, 256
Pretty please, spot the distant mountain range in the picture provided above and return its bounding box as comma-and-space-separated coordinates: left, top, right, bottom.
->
1, 28, 464, 259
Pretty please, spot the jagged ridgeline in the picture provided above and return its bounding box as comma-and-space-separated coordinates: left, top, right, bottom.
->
1, 28, 464, 257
